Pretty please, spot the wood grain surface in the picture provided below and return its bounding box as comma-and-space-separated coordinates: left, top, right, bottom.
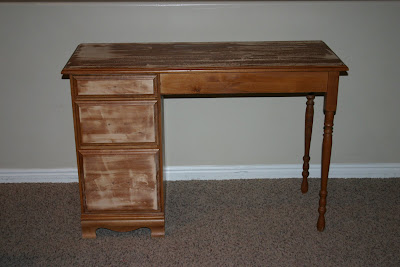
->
74, 75, 155, 96
76, 100, 157, 144
62, 41, 348, 74
80, 150, 160, 212
160, 72, 328, 95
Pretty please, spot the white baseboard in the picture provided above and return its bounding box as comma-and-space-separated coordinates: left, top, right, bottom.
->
165, 163, 400, 180
0, 163, 399, 183
0, 168, 79, 183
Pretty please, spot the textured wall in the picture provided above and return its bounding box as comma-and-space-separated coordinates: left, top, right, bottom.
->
0, 1, 399, 168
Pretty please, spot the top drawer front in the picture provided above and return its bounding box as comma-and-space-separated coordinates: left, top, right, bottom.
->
74, 75, 156, 96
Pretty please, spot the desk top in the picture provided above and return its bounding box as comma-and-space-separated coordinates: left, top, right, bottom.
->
62, 41, 348, 74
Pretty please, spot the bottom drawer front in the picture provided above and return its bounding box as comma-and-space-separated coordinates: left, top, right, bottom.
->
80, 150, 159, 212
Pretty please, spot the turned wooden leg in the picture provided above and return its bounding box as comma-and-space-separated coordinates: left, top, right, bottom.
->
301, 94, 315, 194
317, 110, 335, 231
317, 72, 339, 232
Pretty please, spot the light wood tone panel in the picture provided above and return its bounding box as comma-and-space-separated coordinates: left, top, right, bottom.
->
80, 150, 160, 212
74, 75, 155, 96
160, 72, 328, 95
76, 100, 157, 145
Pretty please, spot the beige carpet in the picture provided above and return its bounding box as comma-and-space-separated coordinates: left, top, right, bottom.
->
1, 178, 399, 266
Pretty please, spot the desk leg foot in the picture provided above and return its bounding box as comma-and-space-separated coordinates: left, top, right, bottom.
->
302, 95, 315, 194
302, 156, 310, 194
317, 190, 327, 231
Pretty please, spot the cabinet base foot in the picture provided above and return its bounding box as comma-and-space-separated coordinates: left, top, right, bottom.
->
150, 225, 165, 237
81, 226, 98, 239
81, 216, 165, 239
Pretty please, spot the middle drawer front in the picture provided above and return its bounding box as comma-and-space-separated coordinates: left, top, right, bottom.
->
76, 100, 158, 146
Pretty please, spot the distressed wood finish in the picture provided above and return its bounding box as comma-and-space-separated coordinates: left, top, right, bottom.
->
62, 41, 348, 236
62, 41, 348, 74
74, 75, 155, 96
161, 72, 328, 95
79, 150, 160, 212
77, 100, 157, 145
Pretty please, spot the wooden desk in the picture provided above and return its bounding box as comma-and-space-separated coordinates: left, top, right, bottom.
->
62, 41, 348, 238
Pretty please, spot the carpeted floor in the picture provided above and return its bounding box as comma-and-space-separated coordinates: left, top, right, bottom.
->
1, 178, 399, 266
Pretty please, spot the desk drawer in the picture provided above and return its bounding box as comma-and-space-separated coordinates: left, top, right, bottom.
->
160, 72, 328, 95
79, 149, 160, 212
76, 100, 158, 145
74, 75, 156, 96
